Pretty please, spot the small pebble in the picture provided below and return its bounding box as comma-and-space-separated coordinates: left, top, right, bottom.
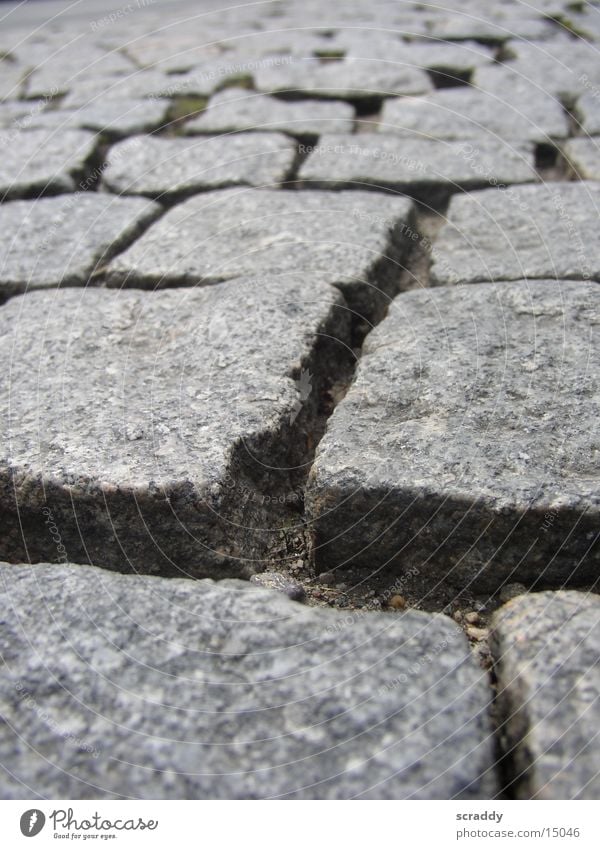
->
250, 571, 306, 602
499, 582, 528, 604
465, 611, 480, 625
389, 594, 406, 610
466, 626, 489, 642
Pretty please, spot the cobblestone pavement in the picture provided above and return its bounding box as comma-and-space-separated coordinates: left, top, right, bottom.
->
0, 0, 599, 800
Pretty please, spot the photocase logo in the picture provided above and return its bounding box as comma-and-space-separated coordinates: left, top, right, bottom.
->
290, 368, 312, 424
20, 810, 45, 837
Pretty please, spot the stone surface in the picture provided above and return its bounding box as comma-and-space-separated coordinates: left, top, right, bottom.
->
491, 591, 600, 799
298, 134, 537, 196
0, 562, 496, 799
24, 46, 135, 98
0, 194, 160, 298
561, 138, 600, 180
0, 279, 350, 577
249, 569, 306, 601
574, 91, 600, 136
183, 87, 355, 137
306, 280, 600, 598
431, 182, 600, 285
29, 99, 172, 137
379, 88, 568, 142
0, 128, 100, 199
60, 70, 176, 108
106, 187, 415, 321
254, 56, 433, 100
103, 132, 297, 199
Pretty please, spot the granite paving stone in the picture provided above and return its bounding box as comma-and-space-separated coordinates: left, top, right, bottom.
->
0, 562, 496, 799
0, 194, 160, 298
430, 182, 600, 285
491, 591, 600, 799
0, 278, 350, 576
561, 138, 600, 180
183, 87, 355, 137
28, 99, 172, 137
298, 134, 538, 196
106, 187, 415, 321
0, 127, 100, 199
306, 280, 600, 599
102, 132, 297, 199
574, 90, 600, 136
379, 88, 568, 142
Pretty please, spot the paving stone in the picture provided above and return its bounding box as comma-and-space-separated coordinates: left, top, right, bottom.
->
0, 562, 496, 799
0, 278, 351, 576
60, 70, 176, 108
27, 99, 172, 137
306, 280, 600, 599
491, 591, 600, 799
343, 37, 494, 76
0, 60, 26, 101
102, 132, 297, 199
431, 182, 600, 286
474, 40, 600, 102
379, 88, 568, 142
298, 134, 537, 196
561, 138, 600, 180
0, 194, 160, 298
424, 11, 556, 42
575, 90, 600, 136
254, 56, 433, 100
24, 46, 135, 98
106, 187, 415, 321
183, 87, 355, 137
0, 128, 100, 199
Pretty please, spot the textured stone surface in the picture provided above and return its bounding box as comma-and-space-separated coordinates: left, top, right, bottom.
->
29, 99, 172, 137
575, 91, 600, 136
0, 128, 99, 199
0, 562, 496, 799
103, 132, 297, 199
491, 591, 600, 799
298, 134, 537, 196
0, 279, 350, 577
562, 138, 600, 180
431, 182, 600, 285
379, 88, 568, 142
106, 187, 415, 320
306, 280, 600, 597
60, 70, 176, 108
183, 87, 355, 136
24, 47, 135, 98
0, 194, 160, 298
254, 56, 433, 100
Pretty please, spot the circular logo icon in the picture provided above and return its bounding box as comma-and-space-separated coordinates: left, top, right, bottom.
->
20, 810, 45, 837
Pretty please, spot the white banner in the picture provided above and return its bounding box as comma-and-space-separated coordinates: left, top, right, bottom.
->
0, 800, 597, 848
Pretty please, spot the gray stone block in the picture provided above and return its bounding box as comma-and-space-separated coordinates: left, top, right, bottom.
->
102, 132, 297, 199
183, 87, 355, 137
106, 187, 415, 321
491, 591, 600, 799
0, 194, 160, 298
575, 91, 600, 136
0, 278, 350, 577
0, 128, 100, 199
561, 138, 600, 180
379, 88, 568, 142
306, 280, 600, 598
431, 182, 600, 285
29, 99, 171, 137
0, 562, 496, 799
298, 134, 537, 196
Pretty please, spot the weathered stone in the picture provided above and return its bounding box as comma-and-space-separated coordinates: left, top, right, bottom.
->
344, 38, 494, 76
575, 91, 600, 136
0, 61, 26, 101
254, 56, 433, 100
0, 562, 496, 799
0, 278, 351, 577
380, 88, 568, 142
491, 591, 600, 799
29, 99, 171, 137
0, 128, 99, 199
106, 187, 415, 321
298, 134, 537, 196
425, 13, 554, 42
103, 132, 297, 199
431, 182, 600, 285
183, 87, 355, 136
562, 138, 600, 180
306, 280, 600, 598
60, 70, 175, 108
0, 194, 160, 298
24, 47, 135, 98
